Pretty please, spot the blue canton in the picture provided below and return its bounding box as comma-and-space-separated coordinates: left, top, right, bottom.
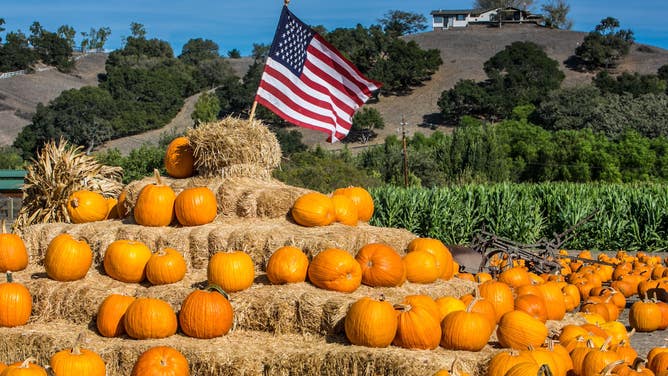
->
269, 6, 315, 76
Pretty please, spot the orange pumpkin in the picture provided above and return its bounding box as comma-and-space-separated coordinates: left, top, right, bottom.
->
174, 186, 217, 226
403, 250, 440, 284
133, 169, 176, 227
131, 346, 189, 376
407, 237, 455, 280
164, 136, 195, 179
344, 296, 397, 348
105, 197, 119, 219
435, 296, 466, 322
393, 295, 442, 350
514, 293, 548, 323
0, 219, 28, 273
115, 189, 130, 218
123, 298, 178, 340
44, 233, 93, 281
66, 190, 108, 223
307, 248, 361, 293
332, 186, 374, 222
207, 251, 255, 293
0, 272, 32, 327
145, 248, 187, 285
103, 240, 152, 283
1, 358, 47, 376
440, 295, 494, 351
355, 243, 405, 287
291, 192, 335, 227
629, 300, 662, 332
478, 280, 514, 323
178, 285, 234, 339
330, 194, 358, 226
496, 310, 548, 350
266, 246, 309, 284
96, 294, 136, 337
50, 339, 106, 376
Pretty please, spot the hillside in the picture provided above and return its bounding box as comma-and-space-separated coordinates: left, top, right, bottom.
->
2, 24, 667, 152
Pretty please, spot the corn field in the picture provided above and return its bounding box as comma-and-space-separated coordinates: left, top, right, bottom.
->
370, 183, 668, 252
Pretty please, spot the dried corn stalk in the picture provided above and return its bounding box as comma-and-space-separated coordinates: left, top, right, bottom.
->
13, 138, 123, 230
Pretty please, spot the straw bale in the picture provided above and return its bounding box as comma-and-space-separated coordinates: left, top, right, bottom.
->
18, 218, 417, 271
186, 116, 282, 179
0, 323, 498, 376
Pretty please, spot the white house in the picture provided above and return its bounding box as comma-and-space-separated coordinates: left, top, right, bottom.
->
431, 7, 543, 30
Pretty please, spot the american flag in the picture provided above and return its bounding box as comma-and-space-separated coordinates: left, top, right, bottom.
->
255, 6, 382, 143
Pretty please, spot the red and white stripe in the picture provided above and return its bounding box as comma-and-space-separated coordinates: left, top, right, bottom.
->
256, 34, 381, 142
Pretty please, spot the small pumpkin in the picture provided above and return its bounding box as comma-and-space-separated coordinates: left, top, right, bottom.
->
123, 298, 178, 340
478, 280, 515, 323
105, 196, 119, 219
330, 194, 358, 226
145, 248, 187, 285
403, 250, 440, 284
307, 248, 361, 293
407, 237, 455, 280
131, 346, 189, 376
207, 251, 255, 293
49, 335, 106, 376
266, 246, 309, 284
332, 186, 374, 222
344, 296, 397, 348
66, 190, 108, 223
1, 358, 47, 376
0, 219, 28, 273
133, 169, 176, 227
440, 295, 494, 351
355, 243, 405, 287
96, 294, 136, 337
44, 233, 93, 281
115, 189, 130, 218
178, 285, 234, 339
164, 136, 195, 179
103, 239, 152, 283
291, 192, 335, 227
0, 272, 32, 327
174, 186, 217, 226
629, 300, 662, 332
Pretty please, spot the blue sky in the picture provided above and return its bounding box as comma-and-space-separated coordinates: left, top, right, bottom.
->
2, 1, 667, 56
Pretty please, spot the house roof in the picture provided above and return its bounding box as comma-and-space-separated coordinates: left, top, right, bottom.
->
0, 170, 25, 192
431, 9, 473, 16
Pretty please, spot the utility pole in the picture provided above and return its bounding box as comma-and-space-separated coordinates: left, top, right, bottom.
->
400, 116, 408, 187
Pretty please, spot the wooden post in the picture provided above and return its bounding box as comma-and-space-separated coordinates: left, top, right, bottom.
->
249, 101, 258, 121
401, 116, 408, 187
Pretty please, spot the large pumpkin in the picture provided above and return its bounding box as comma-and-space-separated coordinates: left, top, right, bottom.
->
332, 186, 374, 222
66, 190, 108, 223
96, 294, 136, 337
103, 240, 152, 283
1, 358, 47, 376
131, 346, 189, 376
164, 136, 195, 179
123, 298, 177, 340
344, 296, 397, 348
50, 342, 106, 376
0, 219, 28, 273
266, 246, 309, 284
393, 295, 442, 350
407, 237, 455, 280
496, 309, 548, 350
355, 243, 405, 287
178, 285, 234, 339
307, 248, 362, 293
291, 192, 335, 227
44, 233, 93, 281
330, 194, 358, 226
174, 186, 217, 226
207, 251, 255, 293
478, 280, 515, 323
145, 248, 187, 285
133, 169, 176, 227
403, 250, 440, 284
440, 296, 493, 351
0, 272, 32, 327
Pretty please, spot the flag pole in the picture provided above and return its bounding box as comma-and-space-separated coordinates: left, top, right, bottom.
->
249, 0, 290, 122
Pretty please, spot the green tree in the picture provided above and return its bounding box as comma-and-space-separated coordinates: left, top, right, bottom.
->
0, 31, 35, 71
541, 0, 573, 29
28, 22, 74, 71
179, 38, 220, 65
0, 146, 24, 169
377, 10, 427, 37
345, 107, 385, 143
533, 85, 604, 131
57, 25, 76, 49
227, 49, 241, 58
593, 71, 666, 97
575, 17, 634, 70
130, 22, 146, 39
657, 64, 668, 81
191, 92, 220, 125
473, 0, 533, 9
438, 79, 489, 121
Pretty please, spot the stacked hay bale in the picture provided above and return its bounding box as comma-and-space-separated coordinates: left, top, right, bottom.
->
4, 117, 516, 375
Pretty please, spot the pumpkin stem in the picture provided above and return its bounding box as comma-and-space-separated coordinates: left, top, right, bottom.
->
71, 332, 86, 355
393, 303, 412, 312
19, 357, 37, 368
207, 283, 230, 300
601, 360, 625, 376
6, 271, 13, 283
1, 218, 6, 234
153, 169, 163, 185
600, 336, 612, 351
465, 294, 480, 313
631, 357, 647, 371
537, 364, 553, 376
70, 198, 79, 209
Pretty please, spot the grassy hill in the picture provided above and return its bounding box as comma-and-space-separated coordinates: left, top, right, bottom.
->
2, 24, 667, 152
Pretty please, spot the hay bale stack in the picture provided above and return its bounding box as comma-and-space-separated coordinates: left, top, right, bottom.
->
121, 175, 310, 221
186, 116, 281, 179
17, 218, 416, 269
13, 138, 123, 230
13, 263, 475, 335
0, 323, 496, 376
